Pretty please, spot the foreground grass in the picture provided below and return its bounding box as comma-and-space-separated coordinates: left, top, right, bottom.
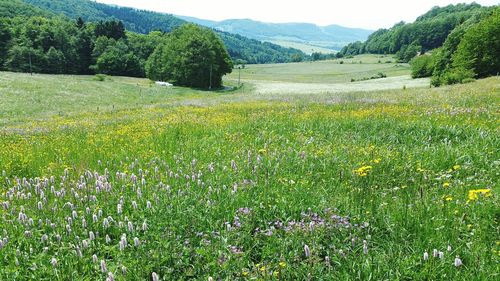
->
0, 73, 499, 280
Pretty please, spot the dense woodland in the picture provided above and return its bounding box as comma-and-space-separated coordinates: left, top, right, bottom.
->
13, 0, 305, 64
338, 3, 499, 85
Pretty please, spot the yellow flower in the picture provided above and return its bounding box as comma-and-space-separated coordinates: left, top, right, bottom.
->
467, 189, 492, 202
279, 262, 286, 268
453, 165, 461, 170
444, 195, 453, 202
242, 271, 249, 277
373, 158, 381, 164
443, 182, 450, 188
354, 165, 373, 177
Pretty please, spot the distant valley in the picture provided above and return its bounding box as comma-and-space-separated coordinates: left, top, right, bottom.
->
178, 16, 373, 54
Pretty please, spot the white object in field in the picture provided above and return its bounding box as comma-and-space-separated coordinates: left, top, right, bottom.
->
155, 81, 173, 87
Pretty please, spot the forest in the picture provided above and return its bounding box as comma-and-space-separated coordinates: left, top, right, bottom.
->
16, 0, 305, 65
337, 3, 499, 86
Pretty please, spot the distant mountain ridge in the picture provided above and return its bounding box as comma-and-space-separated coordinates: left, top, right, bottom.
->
178, 16, 373, 52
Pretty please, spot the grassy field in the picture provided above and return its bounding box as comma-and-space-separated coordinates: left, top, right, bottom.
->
266, 40, 336, 55
0, 61, 499, 280
226, 55, 407, 84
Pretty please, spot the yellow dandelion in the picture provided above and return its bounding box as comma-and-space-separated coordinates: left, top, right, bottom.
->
354, 165, 373, 177
467, 189, 492, 202
444, 195, 453, 202
279, 262, 286, 268
443, 182, 450, 188
453, 165, 461, 170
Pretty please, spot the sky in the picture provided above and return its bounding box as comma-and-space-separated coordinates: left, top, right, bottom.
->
96, 0, 498, 29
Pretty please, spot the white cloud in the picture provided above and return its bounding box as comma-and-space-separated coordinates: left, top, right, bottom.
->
96, 0, 498, 29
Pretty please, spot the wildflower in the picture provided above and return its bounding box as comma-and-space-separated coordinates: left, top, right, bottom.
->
454, 256, 462, 267
121, 265, 127, 275
447, 245, 452, 252
423, 251, 429, 261
128, 221, 134, 232
304, 244, 311, 257
147, 201, 152, 209
100, 260, 107, 273
119, 237, 127, 251
453, 165, 460, 170
51, 257, 57, 267
106, 272, 115, 281
106, 235, 111, 244
142, 221, 148, 231
443, 182, 450, 188
103, 218, 110, 229
132, 201, 138, 209
279, 261, 286, 268
82, 239, 89, 248
353, 165, 372, 177
467, 189, 492, 202
41, 234, 48, 243
363, 240, 368, 254
117, 204, 122, 215
444, 195, 453, 202
134, 237, 140, 247
439, 251, 444, 259
37, 201, 43, 210
92, 214, 98, 223
92, 254, 98, 263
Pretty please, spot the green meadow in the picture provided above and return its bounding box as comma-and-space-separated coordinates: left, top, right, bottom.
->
0, 57, 499, 280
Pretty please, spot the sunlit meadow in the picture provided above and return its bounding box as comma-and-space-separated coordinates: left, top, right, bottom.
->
0, 69, 499, 280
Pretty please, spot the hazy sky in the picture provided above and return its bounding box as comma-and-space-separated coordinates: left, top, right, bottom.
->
96, 0, 498, 29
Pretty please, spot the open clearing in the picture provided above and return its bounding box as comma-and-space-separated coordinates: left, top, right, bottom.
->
0, 57, 499, 280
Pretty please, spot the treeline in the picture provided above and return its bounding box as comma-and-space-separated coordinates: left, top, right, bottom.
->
338, 3, 489, 62
337, 3, 499, 86
20, 0, 306, 64
411, 7, 499, 86
0, 16, 167, 77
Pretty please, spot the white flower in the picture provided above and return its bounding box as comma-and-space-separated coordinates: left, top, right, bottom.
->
152, 272, 159, 281
433, 249, 438, 258
423, 251, 429, 261
134, 237, 140, 247
304, 244, 310, 257
454, 256, 463, 267
51, 257, 57, 267
438, 251, 444, 259
100, 259, 107, 273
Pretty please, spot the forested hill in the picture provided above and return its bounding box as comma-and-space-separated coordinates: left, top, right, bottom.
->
21, 0, 304, 64
339, 3, 490, 60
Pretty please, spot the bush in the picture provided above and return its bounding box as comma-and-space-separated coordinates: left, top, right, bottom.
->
410, 55, 434, 78
461, 78, 476, 84
93, 74, 107, 81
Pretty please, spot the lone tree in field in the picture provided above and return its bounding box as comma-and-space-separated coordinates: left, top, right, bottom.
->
146, 24, 233, 89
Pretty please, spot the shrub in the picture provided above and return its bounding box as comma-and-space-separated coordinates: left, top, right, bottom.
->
410, 55, 434, 78
461, 78, 476, 84
93, 74, 107, 81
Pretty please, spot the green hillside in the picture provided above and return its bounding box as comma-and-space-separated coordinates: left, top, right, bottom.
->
339, 3, 490, 57
20, 0, 304, 64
